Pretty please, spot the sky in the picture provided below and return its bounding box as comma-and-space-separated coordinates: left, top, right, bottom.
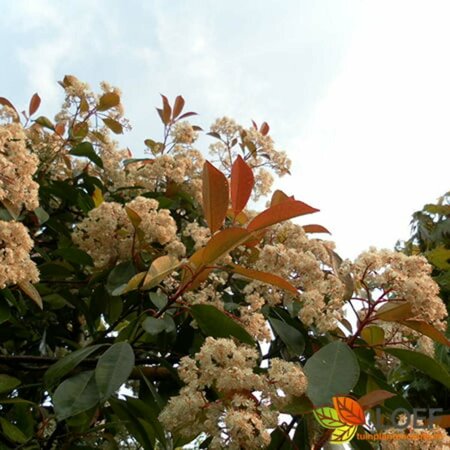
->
1, 0, 449, 259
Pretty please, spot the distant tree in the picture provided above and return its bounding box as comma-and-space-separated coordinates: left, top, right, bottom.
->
394, 193, 450, 414
0, 76, 448, 449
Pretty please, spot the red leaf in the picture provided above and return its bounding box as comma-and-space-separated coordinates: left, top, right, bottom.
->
230, 264, 297, 295
177, 111, 198, 120
270, 189, 294, 206
160, 94, 171, 125
202, 228, 250, 265
358, 390, 396, 411
247, 199, 319, 232
260, 121, 270, 136
230, 156, 254, 217
172, 95, 185, 119
333, 396, 365, 426
28, 93, 41, 116
0, 97, 20, 122
303, 224, 331, 234
202, 161, 229, 233
400, 320, 450, 347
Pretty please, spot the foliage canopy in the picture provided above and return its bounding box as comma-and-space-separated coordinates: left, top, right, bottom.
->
0, 77, 449, 449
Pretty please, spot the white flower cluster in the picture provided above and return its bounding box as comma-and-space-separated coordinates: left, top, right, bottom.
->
171, 121, 199, 145
353, 248, 447, 329
0, 122, 39, 212
159, 337, 307, 449
99, 140, 204, 203
209, 117, 291, 200
0, 221, 39, 289
72, 197, 184, 269
253, 222, 346, 332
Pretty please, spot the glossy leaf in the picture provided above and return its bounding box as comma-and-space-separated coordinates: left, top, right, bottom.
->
202, 227, 250, 266
190, 304, 254, 345
383, 347, 450, 388
0, 97, 19, 121
230, 264, 297, 295
281, 395, 313, 415
18, 281, 43, 309
361, 326, 385, 355
202, 161, 229, 233
269, 317, 305, 356
303, 224, 331, 234
142, 315, 175, 336
53, 370, 100, 420
333, 396, 365, 425
172, 95, 185, 118
95, 342, 135, 401
230, 155, 254, 217
374, 302, 413, 322
69, 142, 104, 168
305, 342, 360, 407
247, 199, 319, 232
28, 93, 41, 116
92, 186, 104, 207
270, 189, 293, 206
106, 261, 137, 296
0, 418, 27, 444
0, 375, 21, 394
160, 94, 172, 124
400, 319, 450, 347
260, 121, 270, 135
97, 92, 120, 111
142, 255, 181, 290
358, 389, 396, 411
102, 117, 123, 134
44, 344, 106, 387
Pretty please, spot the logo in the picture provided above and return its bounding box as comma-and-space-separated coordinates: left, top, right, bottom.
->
313, 396, 364, 444
313, 396, 445, 444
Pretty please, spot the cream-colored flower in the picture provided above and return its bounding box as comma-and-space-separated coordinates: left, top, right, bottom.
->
0, 123, 39, 211
0, 221, 39, 288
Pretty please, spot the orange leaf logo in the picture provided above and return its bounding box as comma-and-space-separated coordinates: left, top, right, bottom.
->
333, 396, 365, 426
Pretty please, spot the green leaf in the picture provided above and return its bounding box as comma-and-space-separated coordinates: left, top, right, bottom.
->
142, 315, 175, 336
70, 142, 104, 168
44, 344, 106, 387
53, 247, 94, 266
149, 292, 168, 310
383, 347, 450, 388
34, 206, 49, 224
0, 301, 11, 324
269, 317, 305, 356
34, 115, 54, 130
109, 398, 155, 449
304, 342, 360, 407
426, 246, 450, 270
190, 304, 254, 345
106, 261, 137, 296
95, 342, 135, 401
53, 370, 100, 420
0, 418, 27, 444
281, 395, 313, 416
0, 375, 21, 394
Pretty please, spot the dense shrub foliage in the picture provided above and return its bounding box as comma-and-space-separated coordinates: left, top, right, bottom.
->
0, 77, 449, 449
